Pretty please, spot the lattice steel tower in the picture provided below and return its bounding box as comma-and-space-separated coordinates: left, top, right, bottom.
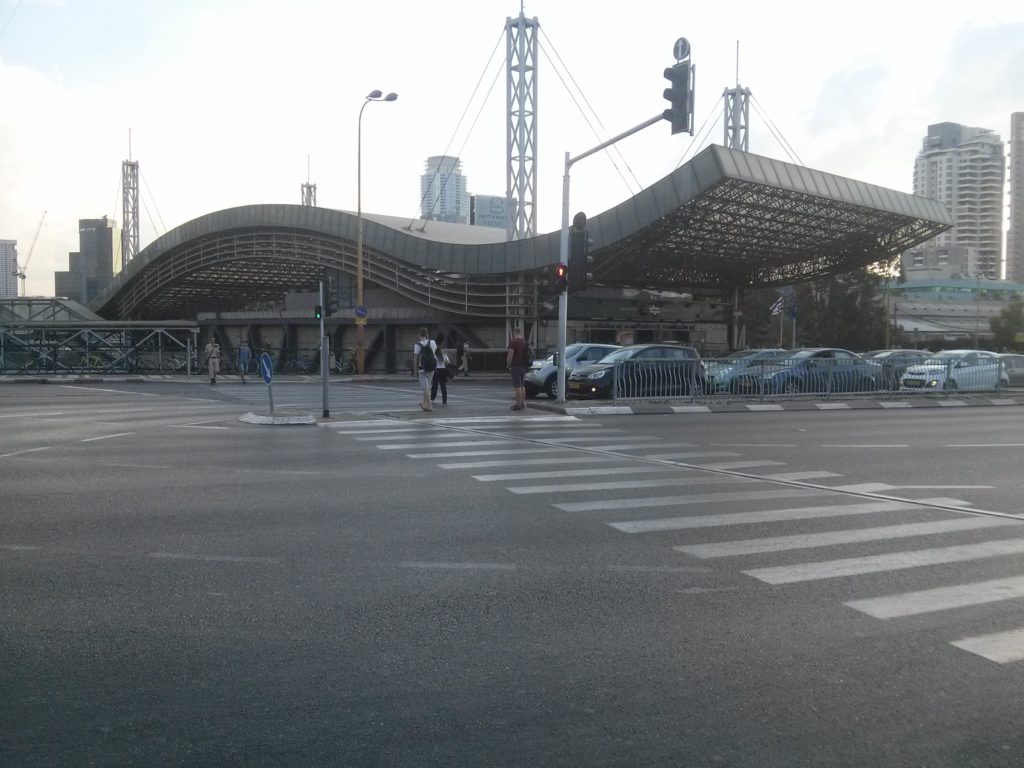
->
121, 158, 139, 270
505, 6, 538, 241
722, 43, 750, 152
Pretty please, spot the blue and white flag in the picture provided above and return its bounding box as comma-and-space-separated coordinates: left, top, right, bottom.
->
769, 296, 784, 316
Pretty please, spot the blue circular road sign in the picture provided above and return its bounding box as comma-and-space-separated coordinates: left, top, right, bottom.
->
259, 352, 273, 385
354, 305, 368, 319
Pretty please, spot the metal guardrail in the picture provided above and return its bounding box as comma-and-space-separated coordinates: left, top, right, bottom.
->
611, 359, 705, 403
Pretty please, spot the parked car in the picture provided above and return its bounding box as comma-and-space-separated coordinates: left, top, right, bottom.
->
566, 344, 707, 399
899, 350, 1007, 392
525, 343, 620, 399
863, 349, 931, 390
704, 348, 788, 393
998, 353, 1024, 387
731, 348, 883, 395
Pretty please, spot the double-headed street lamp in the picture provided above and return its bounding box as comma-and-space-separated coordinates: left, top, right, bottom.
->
356, 89, 398, 375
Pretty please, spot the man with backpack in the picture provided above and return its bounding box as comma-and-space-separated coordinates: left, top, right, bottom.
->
413, 328, 437, 412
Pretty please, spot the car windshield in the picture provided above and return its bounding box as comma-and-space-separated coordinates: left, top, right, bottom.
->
598, 348, 640, 363
564, 344, 583, 358
922, 352, 961, 364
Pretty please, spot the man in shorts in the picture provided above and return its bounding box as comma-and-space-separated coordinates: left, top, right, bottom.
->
413, 328, 437, 412
506, 327, 529, 411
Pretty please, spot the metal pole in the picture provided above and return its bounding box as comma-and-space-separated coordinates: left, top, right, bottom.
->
356, 101, 367, 375
556, 151, 570, 403
320, 280, 329, 418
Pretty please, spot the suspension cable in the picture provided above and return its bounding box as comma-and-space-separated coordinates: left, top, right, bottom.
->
751, 94, 804, 166
675, 100, 720, 169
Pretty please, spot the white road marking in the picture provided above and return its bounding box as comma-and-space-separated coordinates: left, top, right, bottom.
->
398, 561, 517, 571
711, 443, 797, 448
745, 404, 784, 411
846, 575, 1024, 619
744, 537, 1024, 585
937, 400, 967, 407
439, 456, 620, 470
534, 434, 655, 444
0, 412, 65, 419
576, 442, 696, 452
80, 432, 136, 442
426, 416, 582, 424
608, 501, 915, 534
0, 447, 51, 458
670, 405, 711, 413
820, 444, 909, 449
149, 552, 280, 564
556, 488, 826, 513
356, 432, 466, 441
0, 545, 40, 551
640, 451, 740, 460
951, 628, 1024, 663
690, 460, 786, 470
60, 386, 162, 397
508, 476, 741, 495
473, 466, 678, 482
760, 471, 842, 481
988, 399, 1018, 406
168, 425, 231, 430
946, 443, 1024, 448
329, 419, 410, 429
676, 518, 1015, 559
815, 403, 850, 410
102, 462, 171, 469
607, 564, 713, 573
878, 401, 912, 408
379, 440, 509, 450
407, 447, 571, 459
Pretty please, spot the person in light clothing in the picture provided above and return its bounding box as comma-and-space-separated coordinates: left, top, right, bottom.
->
237, 340, 252, 383
413, 328, 437, 412
204, 339, 221, 385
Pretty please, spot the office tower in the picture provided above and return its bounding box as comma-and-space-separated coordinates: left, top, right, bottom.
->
54, 217, 121, 304
420, 155, 470, 224
908, 122, 1005, 279
1008, 113, 1024, 282
0, 240, 17, 298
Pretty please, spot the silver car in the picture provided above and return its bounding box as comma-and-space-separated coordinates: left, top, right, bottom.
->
525, 343, 620, 399
899, 349, 1007, 392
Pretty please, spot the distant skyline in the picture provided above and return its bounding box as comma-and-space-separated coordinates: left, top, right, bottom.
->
2, 0, 1023, 295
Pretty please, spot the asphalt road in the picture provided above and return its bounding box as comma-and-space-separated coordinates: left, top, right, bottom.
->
4, 380, 1024, 766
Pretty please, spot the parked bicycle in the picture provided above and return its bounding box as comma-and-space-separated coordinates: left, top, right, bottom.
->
333, 349, 357, 375
283, 354, 319, 374
159, 353, 193, 374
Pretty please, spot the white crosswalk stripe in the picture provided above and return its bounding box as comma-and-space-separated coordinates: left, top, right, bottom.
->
439, 456, 621, 470
608, 501, 915, 534
950, 628, 1024, 664
507, 475, 739, 495
408, 447, 573, 459
744, 537, 1024, 585
556, 488, 826, 513
675, 517, 1015, 559
378, 440, 510, 450
639, 451, 740, 461
473, 466, 680, 482
845, 575, 1024, 619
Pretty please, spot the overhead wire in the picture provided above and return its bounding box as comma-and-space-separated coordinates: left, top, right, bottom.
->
751, 93, 804, 166
538, 29, 642, 195
140, 172, 167, 234
675, 100, 721, 169
410, 28, 505, 228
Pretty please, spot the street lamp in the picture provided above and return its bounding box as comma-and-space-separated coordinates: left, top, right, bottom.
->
356, 89, 398, 374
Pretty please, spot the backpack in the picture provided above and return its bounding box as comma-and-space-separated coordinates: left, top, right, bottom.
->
419, 341, 437, 371
526, 345, 535, 367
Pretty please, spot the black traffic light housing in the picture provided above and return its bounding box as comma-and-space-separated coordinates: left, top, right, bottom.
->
554, 263, 568, 293
314, 305, 323, 320
663, 62, 693, 135
568, 211, 593, 290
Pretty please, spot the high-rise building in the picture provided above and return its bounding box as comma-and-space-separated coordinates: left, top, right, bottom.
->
0, 240, 17, 298
470, 194, 510, 230
1008, 113, 1024, 283
54, 217, 120, 304
907, 122, 1005, 279
420, 155, 470, 224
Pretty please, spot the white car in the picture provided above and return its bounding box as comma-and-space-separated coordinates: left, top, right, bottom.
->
899, 350, 1007, 392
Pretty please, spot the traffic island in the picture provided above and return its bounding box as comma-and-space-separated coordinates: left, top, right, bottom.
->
239, 410, 317, 426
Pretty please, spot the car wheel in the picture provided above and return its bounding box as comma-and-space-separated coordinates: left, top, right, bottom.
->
783, 379, 800, 395
545, 374, 557, 399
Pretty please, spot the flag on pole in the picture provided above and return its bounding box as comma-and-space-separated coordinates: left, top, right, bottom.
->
769, 296, 784, 316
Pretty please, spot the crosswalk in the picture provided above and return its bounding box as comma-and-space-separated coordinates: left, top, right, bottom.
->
328, 414, 1024, 666
214, 381, 505, 412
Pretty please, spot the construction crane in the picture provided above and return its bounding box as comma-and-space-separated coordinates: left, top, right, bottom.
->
14, 210, 46, 297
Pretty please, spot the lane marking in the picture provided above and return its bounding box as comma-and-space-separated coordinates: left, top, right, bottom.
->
168, 425, 231, 430
0, 447, 51, 458
690, 460, 786, 470
846, 575, 1024, 619
533, 434, 655, 444
761, 471, 842, 481
745, 537, 1024, 585
946, 443, 1024, 448
102, 462, 171, 469
640, 451, 740, 460
745, 404, 784, 411
816, 403, 851, 410
607, 564, 713, 573
676, 518, 1015, 559
439, 456, 619, 470
608, 501, 914, 534
508, 476, 740, 495
60, 386, 162, 397
149, 552, 280, 564
473, 466, 679, 482
379, 440, 509, 450
0, 545, 40, 551
937, 400, 967, 407
556, 488, 826, 513
820, 444, 910, 449
407, 447, 571, 459
0, 412, 65, 419
356, 432, 468, 441
711, 443, 797, 448
80, 432, 136, 442
398, 561, 516, 571
879, 401, 913, 408
573, 442, 696, 452
950, 628, 1024, 664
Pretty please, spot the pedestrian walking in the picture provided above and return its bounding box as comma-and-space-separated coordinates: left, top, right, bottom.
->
413, 328, 437, 412
431, 344, 450, 405
237, 340, 252, 383
204, 339, 221, 384
506, 327, 530, 411
457, 340, 471, 377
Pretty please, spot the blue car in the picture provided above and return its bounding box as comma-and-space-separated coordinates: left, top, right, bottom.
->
704, 348, 788, 393
731, 348, 883, 395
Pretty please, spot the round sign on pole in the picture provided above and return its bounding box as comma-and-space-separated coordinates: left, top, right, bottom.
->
354, 305, 368, 319
259, 352, 273, 385
673, 37, 690, 63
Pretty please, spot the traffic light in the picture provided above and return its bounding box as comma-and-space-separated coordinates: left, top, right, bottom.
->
314, 305, 323, 320
554, 263, 568, 293
325, 297, 338, 317
663, 63, 692, 135
568, 211, 593, 290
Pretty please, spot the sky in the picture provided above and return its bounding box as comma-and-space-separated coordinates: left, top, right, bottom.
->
2, 0, 1024, 295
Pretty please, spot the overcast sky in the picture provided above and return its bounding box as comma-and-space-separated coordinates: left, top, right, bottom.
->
2, 0, 1023, 294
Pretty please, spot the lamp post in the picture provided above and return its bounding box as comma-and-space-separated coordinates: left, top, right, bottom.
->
356, 89, 397, 374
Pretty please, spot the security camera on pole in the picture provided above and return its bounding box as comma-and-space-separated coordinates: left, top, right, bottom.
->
555, 38, 695, 403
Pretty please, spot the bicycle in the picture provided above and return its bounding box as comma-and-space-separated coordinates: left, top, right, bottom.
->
159, 353, 193, 374
283, 354, 318, 374
333, 349, 357, 375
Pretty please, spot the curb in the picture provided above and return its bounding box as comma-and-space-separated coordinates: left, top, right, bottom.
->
239, 411, 317, 425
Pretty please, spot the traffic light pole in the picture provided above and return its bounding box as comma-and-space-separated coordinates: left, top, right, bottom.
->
320, 279, 329, 418
556, 113, 665, 404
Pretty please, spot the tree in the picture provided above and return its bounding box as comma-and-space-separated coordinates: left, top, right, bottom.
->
791, 268, 887, 350
990, 295, 1024, 351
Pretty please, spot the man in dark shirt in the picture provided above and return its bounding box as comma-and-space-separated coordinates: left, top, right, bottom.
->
506, 327, 529, 411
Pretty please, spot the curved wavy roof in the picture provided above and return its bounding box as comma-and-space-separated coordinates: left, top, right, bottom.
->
94, 145, 951, 320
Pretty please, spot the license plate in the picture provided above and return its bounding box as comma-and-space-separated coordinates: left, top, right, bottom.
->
903, 379, 924, 388
569, 381, 582, 390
